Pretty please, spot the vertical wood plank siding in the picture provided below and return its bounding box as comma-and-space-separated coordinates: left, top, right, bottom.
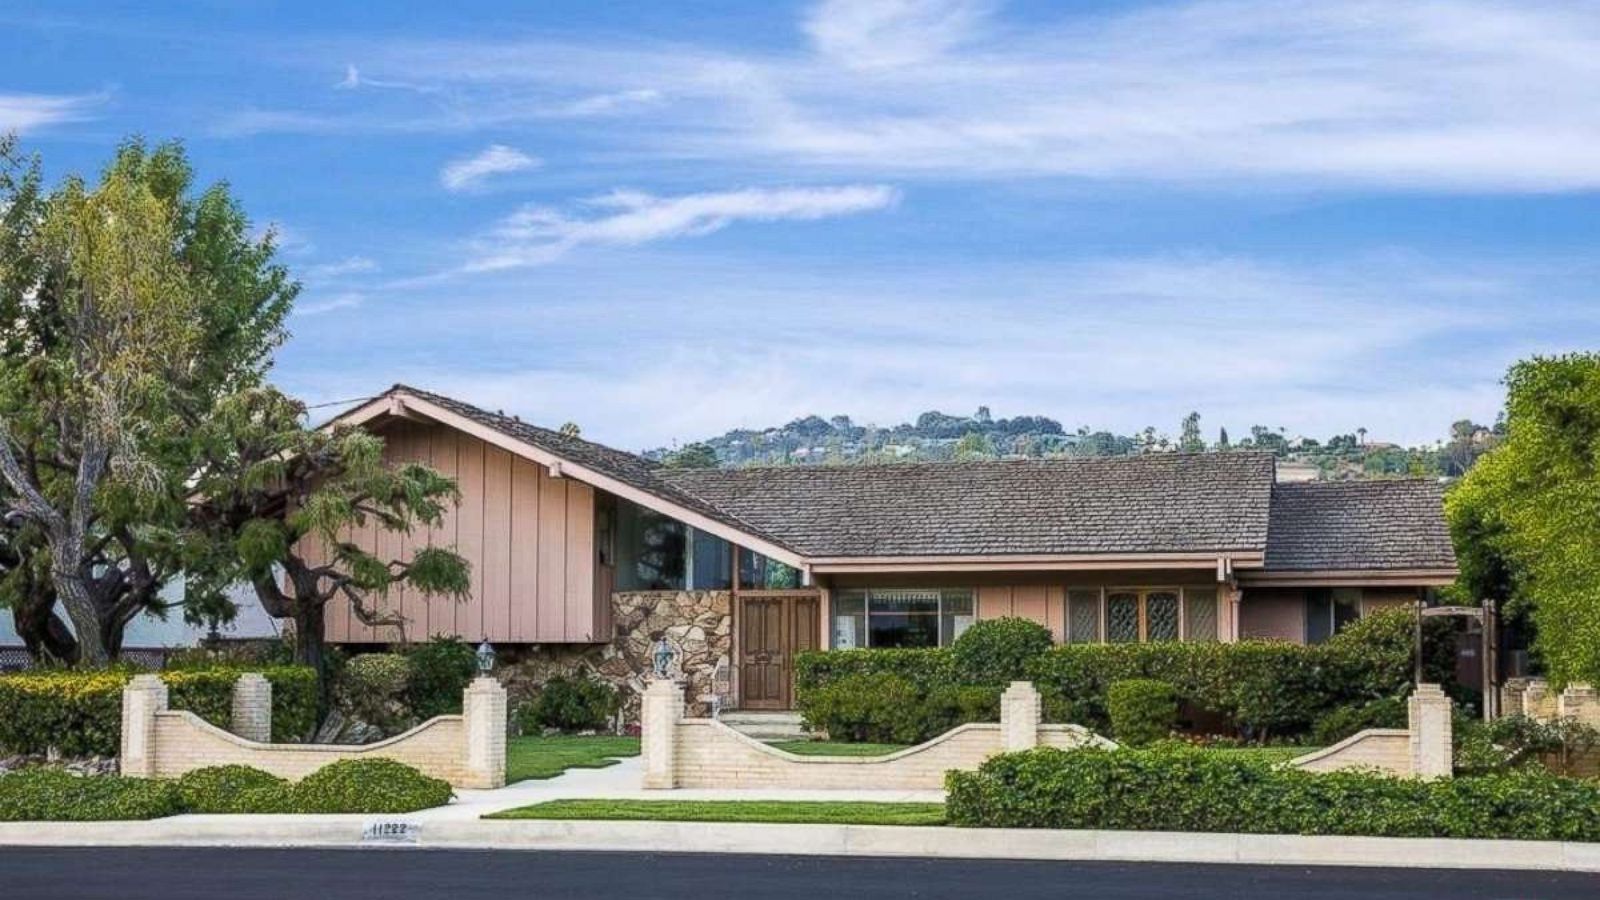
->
320, 422, 601, 644
977, 585, 1066, 641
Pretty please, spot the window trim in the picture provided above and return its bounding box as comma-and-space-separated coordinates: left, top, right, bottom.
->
1066, 586, 1219, 644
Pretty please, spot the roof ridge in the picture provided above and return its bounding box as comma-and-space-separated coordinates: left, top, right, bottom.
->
660, 450, 1277, 478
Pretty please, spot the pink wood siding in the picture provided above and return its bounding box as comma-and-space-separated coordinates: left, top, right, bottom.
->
1239, 588, 1306, 641
320, 421, 601, 644
977, 585, 1065, 641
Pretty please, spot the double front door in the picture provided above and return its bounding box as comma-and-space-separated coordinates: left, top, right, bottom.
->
737, 592, 819, 710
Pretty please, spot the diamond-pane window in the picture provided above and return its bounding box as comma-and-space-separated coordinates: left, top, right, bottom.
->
1106, 593, 1140, 643
1147, 592, 1179, 641
1068, 590, 1101, 643
1185, 589, 1218, 642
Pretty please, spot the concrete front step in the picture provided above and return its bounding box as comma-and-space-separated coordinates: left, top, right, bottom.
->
720, 710, 808, 741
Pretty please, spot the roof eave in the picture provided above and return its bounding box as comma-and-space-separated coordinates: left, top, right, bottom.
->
809, 550, 1266, 575
1240, 567, 1459, 588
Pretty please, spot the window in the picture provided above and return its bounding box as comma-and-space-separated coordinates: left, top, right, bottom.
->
1305, 588, 1362, 643
831, 589, 975, 649
1066, 587, 1220, 643
739, 550, 802, 590
615, 500, 686, 591
690, 529, 733, 590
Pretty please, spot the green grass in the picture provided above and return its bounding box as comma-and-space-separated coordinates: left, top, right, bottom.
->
504, 735, 641, 783
487, 799, 947, 826
768, 741, 910, 757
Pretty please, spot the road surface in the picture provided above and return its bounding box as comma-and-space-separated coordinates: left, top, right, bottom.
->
1, 847, 1594, 898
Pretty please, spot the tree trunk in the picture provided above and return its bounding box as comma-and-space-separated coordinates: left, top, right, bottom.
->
10, 590, 79, 665
294, 600, 332, 724
52, 568, 108, 666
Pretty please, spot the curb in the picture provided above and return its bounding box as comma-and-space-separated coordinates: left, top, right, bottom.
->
3, 818, 1600, 871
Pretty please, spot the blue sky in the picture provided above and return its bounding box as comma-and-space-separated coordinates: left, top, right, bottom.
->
4, 0, 1598, 452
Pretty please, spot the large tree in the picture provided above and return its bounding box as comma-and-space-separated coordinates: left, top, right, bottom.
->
185, 388, 470, 710
1448, 354, 1600, 684
0, 136, 294, 663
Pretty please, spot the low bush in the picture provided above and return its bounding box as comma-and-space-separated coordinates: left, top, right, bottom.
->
0, 768, 183, 822
404, 636, 480, 720
1107, 680, 1177, 746
950, 617, 1054, 686
1311, 697, 1407, 746
945, 745, 1600, 841
174, 765, 294, 814
519, 673, 621, 734
0, 666, 316, 757
339, 653, 415, 734
291, 758, 453, 814
799, 673, 998, 744
794, 648, 956, 696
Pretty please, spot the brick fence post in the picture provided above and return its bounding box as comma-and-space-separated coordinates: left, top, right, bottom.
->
231, 673, 273, 743
1501, 677, 1529, 718
1000, 681, 1041, 753
1560, 683, 1599, 728
1408, 683, 1453, 780
462, 677, 508, 789
641, 678, 683, 789
1525, 678, 1551, 721
120, 674, 168, 778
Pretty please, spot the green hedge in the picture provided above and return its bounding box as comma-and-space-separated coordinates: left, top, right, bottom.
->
945, 745, 1600, 841
1107, 680, 1177, 746
950, 617, 1054, 686
517, 673, 621, 734
174, 765, 295, 814
0, 666, 317, 757
0, 768, 184, 821
797, 609, 1450, 742
291, 758, 454, 814
799, 672, 999, 744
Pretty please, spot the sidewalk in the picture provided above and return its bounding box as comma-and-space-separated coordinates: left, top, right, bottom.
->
3, 757, 1599, 872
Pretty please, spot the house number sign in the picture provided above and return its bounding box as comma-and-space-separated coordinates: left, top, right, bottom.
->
361, 820, 422, 844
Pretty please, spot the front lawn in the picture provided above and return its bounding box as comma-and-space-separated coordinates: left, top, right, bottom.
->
487, 799, 947, 826
768, 741, 910, 757
505, 735, 640, 783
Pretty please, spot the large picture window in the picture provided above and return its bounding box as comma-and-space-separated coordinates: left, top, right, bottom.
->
1305, 588, 1362, 643
831, 589, 975, 649
1065, 587, 1219, 644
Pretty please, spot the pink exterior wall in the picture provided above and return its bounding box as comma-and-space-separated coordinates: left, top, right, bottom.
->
1237, 588, 1306, 641
319, 420, 604, 644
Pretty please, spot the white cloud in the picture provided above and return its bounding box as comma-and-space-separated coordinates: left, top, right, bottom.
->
439, 144, 541, 192
319, 0, 1600, 191
463, 184, 899, 272
304, 256, 379, 280
0, 91, 102, 133
804, 0, 994, 68
556, 89, 663, 117
295, 292, 365, 316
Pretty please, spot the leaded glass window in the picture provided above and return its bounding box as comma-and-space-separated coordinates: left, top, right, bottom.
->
1146, 591, 1180, 642
1185, 588, 1218, 642
1068, 589, 1101, 643
1106, 592, 1141, 643
1068, 586, 1222, 644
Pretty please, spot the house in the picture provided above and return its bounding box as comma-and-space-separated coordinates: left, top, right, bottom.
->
319, 385, 1458, 714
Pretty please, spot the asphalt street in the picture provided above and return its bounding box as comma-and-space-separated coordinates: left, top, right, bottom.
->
3, 847, 1598, 899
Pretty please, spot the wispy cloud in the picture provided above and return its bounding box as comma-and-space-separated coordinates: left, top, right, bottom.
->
0, 90, 103, 133
439, 144, 540, 192
309, 0, 1600, 191
304, 256, 378, 279
555, 88, 662, 117
462, 184, 899, 272
295, 292, 365, 316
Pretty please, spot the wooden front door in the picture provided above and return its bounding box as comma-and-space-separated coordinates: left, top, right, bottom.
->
737, 592, 819, 710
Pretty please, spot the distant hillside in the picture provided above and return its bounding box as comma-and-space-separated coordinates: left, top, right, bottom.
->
644, 408, 1500, 480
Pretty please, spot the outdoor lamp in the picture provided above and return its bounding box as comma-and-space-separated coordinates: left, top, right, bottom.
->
475, 639, 496, 675
651, 637, 676, 679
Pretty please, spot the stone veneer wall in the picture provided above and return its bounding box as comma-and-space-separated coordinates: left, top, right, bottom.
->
501, 590, 731, 725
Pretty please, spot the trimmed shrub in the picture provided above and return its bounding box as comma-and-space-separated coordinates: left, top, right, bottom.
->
0, 666, 317, 757
404, 636, 480, 720
1311, 697, 1407, 746
339, 653, 415, 733
0, 768, 183, 822
950, 618, 1054, 686
520, 673, 621, 733
1454, 714, 1600, 777
945, 745, 1600, 841
291, 758, 453, 814
794, 648, 956, 696
174, 765, 294, 814
799, 673, 926, 744
1108, 679, 1177, 746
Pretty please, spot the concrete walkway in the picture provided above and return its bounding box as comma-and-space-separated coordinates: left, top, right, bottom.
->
419, 755, 945, 821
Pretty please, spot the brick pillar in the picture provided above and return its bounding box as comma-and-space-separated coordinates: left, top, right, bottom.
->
1560, 683, 1599, 729
1000, 681, 1041, 752
1501, 677, 1529, 718
231, 673, 273, 743
1408, 683, 1453, 780
120, 674, 168, 778
462, 677, 508, 789
1525, 678, 1551, 721
641, 677, 683, 789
